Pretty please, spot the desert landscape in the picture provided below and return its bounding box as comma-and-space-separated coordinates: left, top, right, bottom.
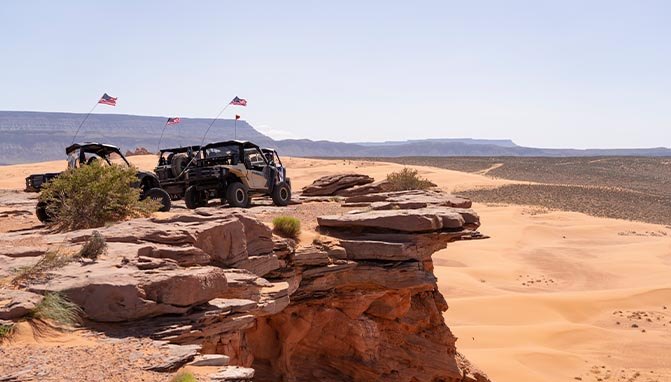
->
1, 155, 670, 382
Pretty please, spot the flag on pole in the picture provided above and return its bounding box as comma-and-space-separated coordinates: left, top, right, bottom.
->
235, 115, 240, 120
230, 96, 247, 106
98, 93, 117, 106
167, 117, 181, 125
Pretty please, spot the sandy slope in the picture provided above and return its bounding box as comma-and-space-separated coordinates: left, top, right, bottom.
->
1, 157, 670, 381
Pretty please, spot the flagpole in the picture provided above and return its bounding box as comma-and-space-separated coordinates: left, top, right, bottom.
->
174, 101, 232, 179
71, 101, 99, 144
157, 121, 169, 152
199, 103, 231, 146
234, 118, 237, 140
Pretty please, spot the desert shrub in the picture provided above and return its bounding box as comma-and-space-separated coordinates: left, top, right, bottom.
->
30, 292, 81, 326
39, 162, 160, 231
169, 371, 197, 382
12, 249, 74, 286
272, 216, 301, 239
77, 231, 107, 261
0, 322, 15, 341
385, 168, 435, 191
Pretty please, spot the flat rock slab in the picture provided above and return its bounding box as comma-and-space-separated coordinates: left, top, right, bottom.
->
343, 189, 472, 209
209, 366, 255, 381
146, 344, 201, 372
318, 208, 467, 233
189, 354, 230, 367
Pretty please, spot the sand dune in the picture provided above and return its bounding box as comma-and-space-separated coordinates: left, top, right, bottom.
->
1, 156, 670, 381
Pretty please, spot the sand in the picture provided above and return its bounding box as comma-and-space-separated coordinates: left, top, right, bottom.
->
1, 156, 670, 381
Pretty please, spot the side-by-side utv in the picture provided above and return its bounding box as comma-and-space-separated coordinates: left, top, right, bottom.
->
174, 140, 291, 209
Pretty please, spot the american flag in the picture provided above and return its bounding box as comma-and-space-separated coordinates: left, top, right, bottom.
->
230, 96, 247, 106
167, 117, 181, 125
98, 93, 117, 106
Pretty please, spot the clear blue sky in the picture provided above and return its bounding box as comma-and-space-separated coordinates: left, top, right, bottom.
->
1, 1, 669, 148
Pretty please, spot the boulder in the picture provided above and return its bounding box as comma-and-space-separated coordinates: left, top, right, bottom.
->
302, 174, 374, 196
0, 289, 43, 320
29, 262, 228, 322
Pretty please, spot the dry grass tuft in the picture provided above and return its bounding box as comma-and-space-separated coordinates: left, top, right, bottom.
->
272, 216, 301, 239
11, 249, 74, 286
169, 371, 198, 382
29, 292, 81, 326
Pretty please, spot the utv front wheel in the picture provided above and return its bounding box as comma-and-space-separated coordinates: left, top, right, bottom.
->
272, 182, 291, 206
145, 188, 172, 212
185, 186, 206, 209
226, 182, 249, 208
36, 201, 53, 223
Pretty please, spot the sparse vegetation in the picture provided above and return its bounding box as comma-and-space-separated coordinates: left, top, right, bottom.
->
169, 371, 198, 382
77, 231, 107, 261
272, 216, 301, 239
29, 292, 81, 326
12, 249, 74, 286
39, 162, 160, 231
0, 322, 15, 341
385, 168, 435, 191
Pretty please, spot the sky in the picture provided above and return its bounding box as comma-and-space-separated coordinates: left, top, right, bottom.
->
1, 1, 669, 149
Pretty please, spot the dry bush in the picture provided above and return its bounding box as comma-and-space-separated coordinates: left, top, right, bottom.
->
272, 216, 301, 239
385, 168, 435, 191
39, 162, 159, 231
77, 231, 107, 261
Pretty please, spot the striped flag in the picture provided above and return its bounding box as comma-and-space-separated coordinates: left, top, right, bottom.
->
167, 117, 181, 125
230, 96, 247, 106
98, 93, 117, 106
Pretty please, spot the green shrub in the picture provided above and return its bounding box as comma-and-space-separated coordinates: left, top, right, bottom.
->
12, 249, 74, 286
169, 371, 198, 382
77, 231, 107, 261
30, 292, 82, 326
0, 322, 15, 341
385, 168, 435, 191
39, 162, 159, 231
272, 216, 301, 239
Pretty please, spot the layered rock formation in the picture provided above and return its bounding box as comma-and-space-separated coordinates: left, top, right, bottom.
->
0, 191, 490, 382
301, 173, 376, 196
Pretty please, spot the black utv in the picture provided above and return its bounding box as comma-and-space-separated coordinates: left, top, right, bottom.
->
27, 142, 172, 223
153, 145, 201, 200
179, 140, 291, 209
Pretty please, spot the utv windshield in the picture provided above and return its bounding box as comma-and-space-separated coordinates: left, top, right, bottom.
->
205, 144, 240, 159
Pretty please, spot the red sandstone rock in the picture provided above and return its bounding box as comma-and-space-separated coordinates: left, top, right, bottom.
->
301, 173, 374, 196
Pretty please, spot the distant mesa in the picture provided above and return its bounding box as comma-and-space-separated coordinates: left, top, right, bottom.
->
0, 110, 669, 165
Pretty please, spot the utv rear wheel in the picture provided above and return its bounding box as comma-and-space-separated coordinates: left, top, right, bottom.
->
185, 186, 206, 209
226, 182, 249, 208
36, 201, 53, 223
171, 153, 189, 177
145, 188, 171, 212
272, 182, 291, 206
